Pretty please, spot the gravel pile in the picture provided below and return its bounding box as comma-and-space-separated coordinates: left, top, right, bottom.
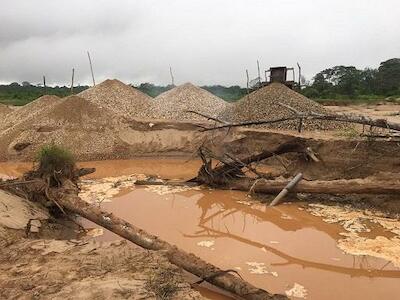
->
0, 104, 12, 119
223, 83, 346, 130
0, 95, 60, 130
150, 83, 229, 121
79, 79, 153, 120
29, 95, 123, 128
0, 95, 127, 161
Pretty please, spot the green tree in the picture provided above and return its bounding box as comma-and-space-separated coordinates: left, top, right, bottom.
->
375, 58, 400, 95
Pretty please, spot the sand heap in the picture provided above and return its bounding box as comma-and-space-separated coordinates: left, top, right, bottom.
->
223, 83, 345, 130
150, 83, 229, 121
0, 104, 12, 119
0, 95, 127, 161
79, 79, 153, 120
0, 95, 60, 130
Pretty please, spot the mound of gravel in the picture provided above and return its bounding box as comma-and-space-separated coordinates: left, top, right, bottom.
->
0, 95, 60, 130
223, 83, 345, 130
79, 79, 153, 120
150, 83, 229, 121
30, 95, 122, 128
0, 95, 127, 161
0, 104, 12, 118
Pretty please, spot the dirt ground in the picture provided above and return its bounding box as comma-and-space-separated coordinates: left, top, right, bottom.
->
0, 190, 204, 300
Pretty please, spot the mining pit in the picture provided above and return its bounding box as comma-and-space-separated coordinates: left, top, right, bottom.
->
1, 80, 399, 300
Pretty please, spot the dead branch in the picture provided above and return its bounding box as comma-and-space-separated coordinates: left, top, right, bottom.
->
193, 140, 307, 184
192, 106, 400, 132
186, 110, 229, 124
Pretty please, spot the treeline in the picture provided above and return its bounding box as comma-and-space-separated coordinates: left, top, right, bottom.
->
0, 82, 89, 106
302, 58, 400, 100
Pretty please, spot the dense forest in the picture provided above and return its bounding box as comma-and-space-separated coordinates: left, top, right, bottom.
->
1, 58, 398, 106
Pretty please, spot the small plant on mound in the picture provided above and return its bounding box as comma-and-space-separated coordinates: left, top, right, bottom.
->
35, 144, 76, 184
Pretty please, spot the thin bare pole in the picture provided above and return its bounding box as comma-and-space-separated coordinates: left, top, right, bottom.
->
169, 66, 175, 86
87, 51, 96, 86
43, 76, 46, 93
70, 68, 75, 94
257, 60, 261, 86
297, 62, 301, 87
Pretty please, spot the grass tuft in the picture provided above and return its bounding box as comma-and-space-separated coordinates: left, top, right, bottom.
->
35, 144, 76, 180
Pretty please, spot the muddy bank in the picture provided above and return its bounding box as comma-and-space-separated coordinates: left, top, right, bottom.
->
0, 189, 205, 300
1, 119, 399, 182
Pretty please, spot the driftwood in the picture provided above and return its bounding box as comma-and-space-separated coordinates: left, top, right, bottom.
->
222, 178, 400, 195
269, 173, 303, 206
2, 177, 285, 300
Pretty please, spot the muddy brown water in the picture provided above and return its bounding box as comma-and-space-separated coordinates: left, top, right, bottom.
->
1, 159, 400, 299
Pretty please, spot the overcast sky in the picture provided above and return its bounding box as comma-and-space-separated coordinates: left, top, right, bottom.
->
1, 0, 399, 87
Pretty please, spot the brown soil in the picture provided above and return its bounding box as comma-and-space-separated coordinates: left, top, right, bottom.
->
150, 83, 229, 121
222, 83, 346, 130
79, 79, 153, 120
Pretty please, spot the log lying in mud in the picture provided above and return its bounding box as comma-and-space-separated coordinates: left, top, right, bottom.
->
223, 178, 400, 195
8, 178, 285, 300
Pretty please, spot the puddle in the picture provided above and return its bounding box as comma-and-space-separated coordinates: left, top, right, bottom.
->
82, 184, 400, 300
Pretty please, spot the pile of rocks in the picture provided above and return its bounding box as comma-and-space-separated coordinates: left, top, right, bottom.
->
0, 95, 127, 161
0, 104, 12, 120
79, 79, 153, 120
150, 83, 229, 121
0, 95, 60, 130
223, 83, 346, 130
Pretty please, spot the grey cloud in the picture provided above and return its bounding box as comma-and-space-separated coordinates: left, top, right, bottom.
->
1, 0, 399, 86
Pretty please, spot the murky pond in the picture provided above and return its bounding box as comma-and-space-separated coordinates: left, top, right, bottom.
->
1, 159, 400, 299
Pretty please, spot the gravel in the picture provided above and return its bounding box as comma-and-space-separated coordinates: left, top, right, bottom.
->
0, 95, 127, 161
150, 83, 229, 121
0, 104, 12, 120
0, 95, 60, 130
79, 79, 153, 120
222, 83, 346, 130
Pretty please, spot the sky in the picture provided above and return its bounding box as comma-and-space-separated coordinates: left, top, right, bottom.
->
0, 0, 399, 87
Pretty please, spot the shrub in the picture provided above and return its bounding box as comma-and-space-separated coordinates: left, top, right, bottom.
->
35, 144, 75, 180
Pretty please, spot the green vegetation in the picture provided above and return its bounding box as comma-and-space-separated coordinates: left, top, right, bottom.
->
301, 58, 400, 102
135, 83, 175, 97
35, 144, 76, 180
200, 85, 247, 101
0, 82, 88, 106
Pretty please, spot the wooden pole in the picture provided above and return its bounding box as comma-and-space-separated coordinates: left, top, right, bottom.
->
169, 66, 175, 86
43, 76, 46, 93
70, 68, 75, 94
87, 51, 96, 86
257, 60, 261, 86
270, 173, 303, 206
297, 62, 301, 87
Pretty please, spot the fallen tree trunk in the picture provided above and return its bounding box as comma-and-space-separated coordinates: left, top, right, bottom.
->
10, 178, 285, 300
223, 178, 400, 195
